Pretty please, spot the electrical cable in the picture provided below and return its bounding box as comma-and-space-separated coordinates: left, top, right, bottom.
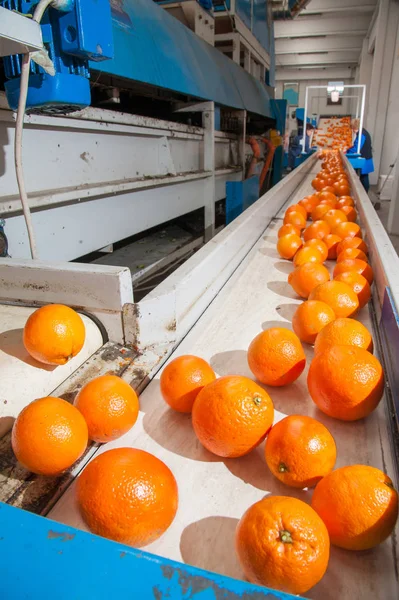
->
14, 0, 55, 259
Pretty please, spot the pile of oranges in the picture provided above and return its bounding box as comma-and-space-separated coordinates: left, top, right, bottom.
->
8, 160, 399, 598
313, 116, 353, 151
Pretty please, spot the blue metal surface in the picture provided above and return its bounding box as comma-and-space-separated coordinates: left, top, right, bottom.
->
270, 99, 287, 185
2, 0, 113, 112
295, 108, 317, 128
236, 0, 252, 31
0, 502, 299, 600
226, 176, 259, 223
100, 0, 273, 118
347, 155, 366, 171
252, 0, 269, 53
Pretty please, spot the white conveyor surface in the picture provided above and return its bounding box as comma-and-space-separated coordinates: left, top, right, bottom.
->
0, 305, 104, 436
49, 163, 398, 600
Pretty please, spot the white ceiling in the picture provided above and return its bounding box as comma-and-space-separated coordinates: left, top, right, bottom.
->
274, 0, 378, 79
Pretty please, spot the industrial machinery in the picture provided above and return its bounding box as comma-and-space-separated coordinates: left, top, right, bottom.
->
0, 0, 284, 263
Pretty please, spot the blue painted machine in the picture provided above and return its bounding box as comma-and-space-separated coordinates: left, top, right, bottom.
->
1, 0, 274, 119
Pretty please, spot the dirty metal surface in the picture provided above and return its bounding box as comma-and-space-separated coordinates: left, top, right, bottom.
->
0, 502, 296, 600
0, 341, 145, 516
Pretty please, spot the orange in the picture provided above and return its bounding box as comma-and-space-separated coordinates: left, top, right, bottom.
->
337, 196, 355, 208
12, 397, 88, 475
303, 239, 328, 262
192, 375, 274, 457
278, 224, 301, 238
247, 328, 305, 386
337, 248, 368, 263
293, 246, 323, 267
333, 258, 374, 285
265, 415, 336, 488
288, 263, 330, 299
277, 234, 303, 260
336, 236, 368, 256
314, 317, 373, 355
311, 204, 330, 222
319, 187, 336, 198
74, 375, 139, 442
283, 211, 306, 230
312, 465, 398, 550
303, 220, 331, 242
285, 204, 307, 220
160, 355, 215, 413
312, 178, 325, 191
333, 181, 350, 196
292, 300, 336, 344
23, 304, 85, 365
341, 205, 357, 222
309, 280, 359, 318
77, 448, 178, 547
307, 345, 384, 420
322, 209, 347, 231
334, 271, 371, 309
299, 195, 319, 215
324, 234, 342, 260
318, 198, 337, 209
332, 222, 362, 240
236, 496, 330, 595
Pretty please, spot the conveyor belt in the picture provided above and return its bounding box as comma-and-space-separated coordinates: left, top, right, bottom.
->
48, 160, 399, 599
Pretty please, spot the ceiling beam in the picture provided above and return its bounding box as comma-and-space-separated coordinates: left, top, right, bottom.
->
275, 67, 357, 82
275, 37, 362, 55
300, 0, 377, 15
276, 51, 360, 67
274, 15, 371, 38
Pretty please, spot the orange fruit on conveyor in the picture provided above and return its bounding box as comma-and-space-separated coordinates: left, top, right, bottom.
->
77, 448, 178, 547
192, 375, 274, 457
159, 355, 216, 413
283, 211, 307, 230
235, 496, 330, 595
74, 375, 140, 442
303, 220, 331, 242
285, 204, 307, 220
293, 246, 324, 267
23, 304, 86, 365
308, 345, 384, 420
311, 204, 330, 222
309, 280, 359, 318
292, 300, 336, 344
265, 415, 336, 488
324, 234, 342, 260
248, 328, 306, 386
312, 465, 398, 550
333, 222, 362, 240
288, 263, 330, 299
336, 236, 368, 256
322, 209, 347, 231
12, 397, 88, 475
278, 224, 301, 238
303, 239, 328, 262
334, 271, 371, 309
337, 248, 368, 263
341, 205, 357, 222
333, 258, 374, 285
314, 318, 373, 354
277, 234, 303, 260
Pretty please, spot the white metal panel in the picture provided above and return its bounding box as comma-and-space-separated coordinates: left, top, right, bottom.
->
274, 16, 371, 38
0, 304, 103, 437
275, 37, 363, 55
0, 260, 133, 342
0, 7, 43, 56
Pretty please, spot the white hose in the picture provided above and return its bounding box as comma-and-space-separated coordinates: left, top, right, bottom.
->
14, 0, 57, 259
